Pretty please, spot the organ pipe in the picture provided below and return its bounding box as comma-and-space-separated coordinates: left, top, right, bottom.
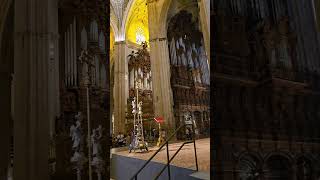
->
64, 32, 67, 86
70, 25, 74, 86
73, 19, 77, 87
67, 27, 71, 86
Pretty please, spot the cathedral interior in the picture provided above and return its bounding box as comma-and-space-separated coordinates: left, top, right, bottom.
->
3, 0, 320, 179
110, 0, 210, 140
0, 0, 210, 179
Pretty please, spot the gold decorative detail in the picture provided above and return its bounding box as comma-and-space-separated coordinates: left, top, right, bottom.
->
126, 0, 149, 45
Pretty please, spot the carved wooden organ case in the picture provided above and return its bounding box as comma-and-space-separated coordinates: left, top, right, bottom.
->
212, 0, 320, 140
167, 10, 210, 138
53, 0, 109, 178
126, 43, 154, 126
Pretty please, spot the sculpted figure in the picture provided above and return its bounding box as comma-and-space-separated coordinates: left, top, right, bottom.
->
91, 125, 103, 157
138, 101, 143, 115
132, 97, 136, 114
184, 112, 191, 121
70, 114, 82, 152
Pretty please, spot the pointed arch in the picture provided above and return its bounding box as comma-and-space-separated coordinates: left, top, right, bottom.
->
159, 0, 173, 37
121, 0, 135, 40
110, 14, 121, 41
122, 0, 149, 44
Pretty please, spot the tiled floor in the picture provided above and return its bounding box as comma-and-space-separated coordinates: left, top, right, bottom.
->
112, 138, 210, 172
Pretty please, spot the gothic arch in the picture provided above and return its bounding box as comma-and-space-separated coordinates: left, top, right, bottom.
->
121, 0, 135, 39
238, 151, 264, 164
124, 0, 149, 44
263, 154, 293, 180
159, 0, 208, 38
110, 26, 116, 65
237, 152, 263, 179
159, 0, 173, 37
264, 151, 294, 164
110, 17, 120, 41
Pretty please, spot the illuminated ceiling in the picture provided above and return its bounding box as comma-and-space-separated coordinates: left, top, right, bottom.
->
110, 27, 115, 55
125, 0, 149, 45
110, 0, 130, 26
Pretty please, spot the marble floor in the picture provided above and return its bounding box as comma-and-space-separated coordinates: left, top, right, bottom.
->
111, 138, 210, 172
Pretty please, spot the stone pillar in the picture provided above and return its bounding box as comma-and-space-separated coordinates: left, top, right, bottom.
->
113, 41, 127, 135
149, 38, 175, 131
13, 0, 54, 179
0, 0, 11, 52
48, 0, 60, 138
0, 73, 11, 180
148, 0, 175, 133
0, 1, 13, 178
198, 0, 210, 63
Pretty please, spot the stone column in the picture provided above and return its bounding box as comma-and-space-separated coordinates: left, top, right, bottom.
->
0, 1, 13, 178
48, 0, 60, 138
198, 0, 210, 63
0, 0, 11, 52
13, 0, 55, 179
148, 0, 175, 133
0, 73, 11, 180
149, 38, 175, 132
113, 41, 127, 135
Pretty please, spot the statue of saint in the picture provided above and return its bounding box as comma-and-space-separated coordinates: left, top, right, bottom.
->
91, 125, 105, 174
91, 125, 103, 158
70, 119, 81, 152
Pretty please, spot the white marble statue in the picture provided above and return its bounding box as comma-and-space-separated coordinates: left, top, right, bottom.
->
91, 125, 105, 179
70, 116, 82, 151
69, 112, 87, 180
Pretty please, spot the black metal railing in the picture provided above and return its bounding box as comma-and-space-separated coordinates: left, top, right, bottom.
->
130, 124, 198, 180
